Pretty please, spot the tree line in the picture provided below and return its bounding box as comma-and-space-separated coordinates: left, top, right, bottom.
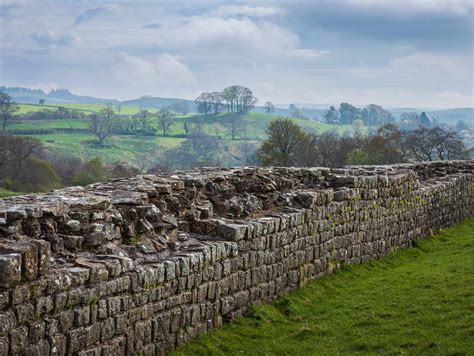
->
258, 118, 471, 167
325, 103, 395, 126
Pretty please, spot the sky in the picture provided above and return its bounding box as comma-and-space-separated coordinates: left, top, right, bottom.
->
0, 0, 473, 108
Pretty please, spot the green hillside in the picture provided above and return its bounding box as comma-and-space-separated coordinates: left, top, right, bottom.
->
8, 104, 365, 165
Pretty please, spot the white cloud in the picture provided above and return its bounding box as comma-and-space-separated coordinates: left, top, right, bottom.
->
153, 16, 323, 60
111, 53, 197, 97
31, 29, 77, 47
206, 5, 282, 18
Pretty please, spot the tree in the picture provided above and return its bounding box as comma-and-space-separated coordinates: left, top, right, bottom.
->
39, 98, 46, 105
405, 127, 468, 161
89, 105, 116, 146
455, 120, 469, 132
238, 86, 258, 114
339, 102, 361, 124
0, 134, 42, 178
0, 92, 19, 130
221, 85, 258, 114
210, 92, 223, 115
162, 128, 225, 169
324, 106, 339, 124
419, 112, 431, 127
352, 119, 365, 137
72, 157, 106, 186
14, 158, 61, 192
223, 114, 246, 140
168, 102, 190, 115
0, 134, 60, 192
157, 109, 175, 136
361, 104, 394, 126
195, 92, 213, 115
222, 86, 238, 113
264, 101, 275, 114
137, 109, 151, 134
289, 104, 305, 119
258, 118, 309, 166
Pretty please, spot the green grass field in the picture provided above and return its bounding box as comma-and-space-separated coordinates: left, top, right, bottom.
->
10, 104, 366, 164
173, 218, 474, 356
23, 133, 184, 163
18, 103, 153, 115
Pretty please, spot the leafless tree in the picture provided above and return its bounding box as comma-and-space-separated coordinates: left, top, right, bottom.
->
264, 101, 275, 114
223, 114, 247, 140
157, 109, 175, 136
89, 105, 116, 146
195, 92, 213, 115
210, 92, 224, 114
0, 92, 19, 130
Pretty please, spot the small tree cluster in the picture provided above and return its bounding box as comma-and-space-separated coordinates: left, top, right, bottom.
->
196, 85, 258, 115
325, 103, 395, 125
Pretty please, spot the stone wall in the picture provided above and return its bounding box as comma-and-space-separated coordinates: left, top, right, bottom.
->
0, 160, 472, 355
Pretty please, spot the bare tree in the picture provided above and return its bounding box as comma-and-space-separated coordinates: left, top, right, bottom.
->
264, 101, 275, 114
89, 105, 116, 146
0, 92, 19, 130
157, 109, 175, 136
0, 133, 42, 177
221, 85, 258, 114
223, 114, 247, 140
406, 127, 468, 161
195, 93, 213, 115
210, 92, 223, 115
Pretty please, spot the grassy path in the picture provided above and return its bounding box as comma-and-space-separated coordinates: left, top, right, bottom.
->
173, 218, 474, 355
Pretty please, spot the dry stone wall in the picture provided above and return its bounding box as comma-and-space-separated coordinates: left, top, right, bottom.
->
0, 160, 472, 355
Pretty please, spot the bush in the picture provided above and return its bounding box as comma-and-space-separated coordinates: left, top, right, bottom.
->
72, 157, 106, 186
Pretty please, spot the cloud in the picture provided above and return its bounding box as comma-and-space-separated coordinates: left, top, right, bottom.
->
31, 30, 77, 47
285, 0, 473, 50
205, 5, 282, 18
390, 52, 471, 75
342, 0, 473, 17
111, 53, 197, 96
152, 16, 323, 60
74, 6, 108, 26
143, 23, 162, 29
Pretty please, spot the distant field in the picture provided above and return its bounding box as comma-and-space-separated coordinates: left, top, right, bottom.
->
18, 103, 152, 115
23, 133, 184, 163
8, 118, 88, 130
10, 104, 367, 164
173, 218, 474, 355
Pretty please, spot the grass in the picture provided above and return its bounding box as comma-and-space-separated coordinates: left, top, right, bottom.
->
18, 103, 154, 115
0, 188, 25, 198
173, 218, 474, 356
10, 105, 370, 164
18, 133, 185, 163
7, 118, 88, 130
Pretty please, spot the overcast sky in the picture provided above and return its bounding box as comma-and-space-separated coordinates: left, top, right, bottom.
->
1, 0, 473, 108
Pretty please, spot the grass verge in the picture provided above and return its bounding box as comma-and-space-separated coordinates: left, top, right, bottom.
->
173, 218, 474, 355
